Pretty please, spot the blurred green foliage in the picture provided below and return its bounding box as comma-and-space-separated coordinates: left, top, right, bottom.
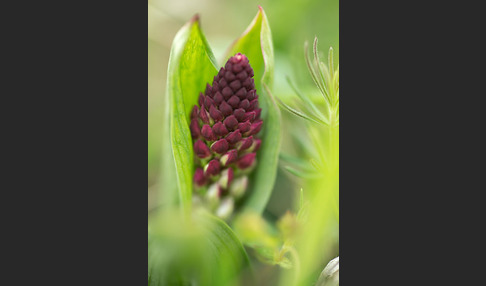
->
149, 209, 250, 285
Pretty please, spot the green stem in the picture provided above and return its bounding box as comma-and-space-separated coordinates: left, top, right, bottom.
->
287, 246, 301, 286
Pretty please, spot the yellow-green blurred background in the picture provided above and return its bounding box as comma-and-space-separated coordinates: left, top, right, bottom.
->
148, 0, 338, 212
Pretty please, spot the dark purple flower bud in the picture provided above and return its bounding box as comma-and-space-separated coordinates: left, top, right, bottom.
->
213, 81, 220, 92
219, 78, 228, 88
227, 95, 240, 108
225, 129, 242, 144
233, 62, 243, 72
236, 70, 248, 81
204, 159, 220, 177
224, 61, 233, 70
237, 121, 251, 133
222, 86, 233, 99
243, 78, 254, 89
225, 130, 242, 144
205, 83, 212, 96
237, 153, 256, 170
246, 66, 254, 77
218, 67, 224, 77
220, 149, 238, 166
237, 136, 253, 151
209, 105, 223, 122
199, 107, 210, 124
255, 108, 262, 119
223, 115, 238, 130
210, 138, 229, 154
243, 111, 256, 122
190, 118, 200, 138
191, 105, 199, 119
239, 99, 250, 110
235, 87, 247, 99
219, 101, 233, 117
213, 92, 223, 104
248, 120, 263, 135
247, 90, 257, 101
201, 124, 216, 141
248, 99, 258, 111
229, 80, 242, 91
224, 71, 235, 81
212, 122, 229, 137
194, 168, 206, 187
204, 96, 214, 110
194, 140, 211, 159
233, 108, 246, 122
198, 93, 204, 107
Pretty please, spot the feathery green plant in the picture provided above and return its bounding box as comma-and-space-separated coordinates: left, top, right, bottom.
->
278, 37, 339, 286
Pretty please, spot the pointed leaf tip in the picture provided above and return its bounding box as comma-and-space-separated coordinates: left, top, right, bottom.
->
191, 13, 200, 23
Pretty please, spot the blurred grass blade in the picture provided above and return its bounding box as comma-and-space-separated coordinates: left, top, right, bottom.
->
281, 152, 321, 179
276, 95, 328, 125
328, 47, 334, 80
305, 40, 330, 104
280, 153, 322, 175
286, 75, 328, 123
284, 166, 321, 179
279, 153, 312, 169
314, 38, 331, 94
225, 6, 282, 214
164, 15, 218, 212
148, 210, 250, 285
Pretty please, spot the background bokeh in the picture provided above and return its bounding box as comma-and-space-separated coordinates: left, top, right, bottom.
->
148, 0, 338, 217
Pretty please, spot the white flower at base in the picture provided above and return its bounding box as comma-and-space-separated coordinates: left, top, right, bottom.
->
317, 256, 339, 286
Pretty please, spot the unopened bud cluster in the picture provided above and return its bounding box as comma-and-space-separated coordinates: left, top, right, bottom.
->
190, 53, 263, 219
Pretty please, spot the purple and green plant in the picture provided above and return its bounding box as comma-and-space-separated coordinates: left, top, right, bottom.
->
190, 52, 264, 219
161, 7, 281, 218
150, 6, 282, 285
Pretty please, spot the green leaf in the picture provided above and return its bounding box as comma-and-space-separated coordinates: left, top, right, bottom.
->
164, 15, 218, 212
225, 6, 282, 214
196, 212, 251, 269
148, 210, 250, 286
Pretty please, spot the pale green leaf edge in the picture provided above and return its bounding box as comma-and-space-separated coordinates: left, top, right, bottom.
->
225, 7, 282, 214
165, 16, 218, 213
